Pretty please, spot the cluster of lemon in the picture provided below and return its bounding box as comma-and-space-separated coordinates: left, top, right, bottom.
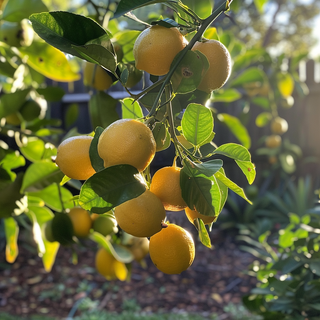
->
53, 25, 232, 276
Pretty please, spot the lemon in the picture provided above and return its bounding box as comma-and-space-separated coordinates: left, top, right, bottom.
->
83, 62, 113, 91
185, 207, 216, 225
67, 207, 92, 238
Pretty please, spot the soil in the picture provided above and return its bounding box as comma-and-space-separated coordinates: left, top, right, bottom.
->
0, 213, 257, 319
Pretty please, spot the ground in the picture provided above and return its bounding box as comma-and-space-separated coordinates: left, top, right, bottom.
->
0, 215, 257, 319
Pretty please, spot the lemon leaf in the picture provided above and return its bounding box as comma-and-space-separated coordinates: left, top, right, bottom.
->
121, 97, 143, 119
20, 41, 80, 82
89, 126, 105, 173
4, 217, 19, 263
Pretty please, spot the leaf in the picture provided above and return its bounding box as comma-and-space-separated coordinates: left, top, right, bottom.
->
0, 88, 30, 118
181, 160, 221, 217
0, 173, 24, 218
251, 96, 270, 110
112, 30, 140, 62
50, 212, 74, 246
21, 161, 64, 193
89, 91, 119, 129
193, 159, 223, 177
203, 27, 219, 40
213, 143, 251, 161
215, 170, 252, 204
36, 86, 65, 102
171, 50, 209, 94
198, 219, 212, 248
89, 232, 133, 263
20, 138, 56, 162
89, 126, 105, 172
230, 67, 267, 87
256, 112, 272, 127
235, 160, 256, 185
113, 0, 164, 19
2, 0, 48, 22
30, 12, 109, 58
4, 217, 19, 263
232, 48, 266, 72
0, 149, 26, 173
65, 103, 79, 128
152, 122, 171, 152
27, 184, 74, 212
211, 89, 241, 102
277, 72, 294, 97
79, 165, 146, 214
217, 113, 251, 149
181, 103, 214, 146
121, 97, 143, 119
253, 0, 268, 13
20, 41, 80, 82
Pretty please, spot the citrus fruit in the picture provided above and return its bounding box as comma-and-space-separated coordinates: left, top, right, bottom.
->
149, 223, 195, 274
128, 237, 149, 262
114, 190, 166, 238
185, 207, 216, 225
270, 117, 288, 135
83, 62, 113, 91
5, 113, 21, 125
43, 219, 55, 242
95, 247, 127, 281
150, 166, 187, 211
55, 135, 96, 180
67, 207, 92, 238
90, 213, 100, 221
97, 119, 156, 172
92, 215, 118, 236
133, 25, 188, 76
265, 134, 282, 148
191, 39, 231, 93
20, 99, 42, 121
0, 19, 34, 47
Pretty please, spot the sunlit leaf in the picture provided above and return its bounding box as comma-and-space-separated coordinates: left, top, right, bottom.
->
4, 217, 19, 263
230, 67, 267, 87
255, 112, 272, 127
212, 89, 241, 102
0, 89, 30, 118
121, 98, 143, 119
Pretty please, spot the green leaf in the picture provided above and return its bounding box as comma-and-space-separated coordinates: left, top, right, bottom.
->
20, 41, 80, 82
211, 89, 241, 102
20, 138, 56, 162
256, 112, 272, 127
232, 49, 266, 72
181, 160, 221, 217
197, 219, 212, 248
2, 0, 48, 22
121, 97, 143, 119
214, 143, 251, 161
193, 159, 223, 177
230, 67, 267, 87
79, 165, 146, 214
215, 170, 252, 204
235, 160, 256, 185
171, 50, 209, 94
113, 0, 164, 19
0, 149, 25, 174
21, 161, 64, 193
112, 30, 140, 62
89, 127, 105, 173
89, 232, 133, 263
27, 184, 74, 212
152, 122, 171, 152
203, 27, 219, 40
251, 96, 270, 110
181, 0, 212, 19
4, 217, 19, 263
181, 103, 214, 146
0, 88, 30, 118
216, 168, 228, 210
253, 0, 268, 13
217, 113, 251, 149
50, 212, 74, 246
36, 86, 65, 102
65, 103, 79, 128
89, 91, 119, 129
30, 12, 109, 58
310, 261, 320, 276
72, 44, 117, 72
0, 173, 25, 218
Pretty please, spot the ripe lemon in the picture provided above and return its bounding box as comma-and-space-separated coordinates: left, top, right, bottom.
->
83, 62, 113, 91
128, 237, 149, 262
55, 135, 96, 180
92, 215, 118, 236
95, 247, 127, 281
270, 117, 288, 135
133, 25, 188, 76
185, 207, 216, 225
149, 223, 195, 274
191, 39, 231, 93
114, 190, 166, 238
97, 119, 156, 172
265, 134, 282, 148
150, 166, 187, 211
67, 207, 92, 238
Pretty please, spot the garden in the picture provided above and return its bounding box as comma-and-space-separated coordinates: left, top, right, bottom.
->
0, 0, 320, 319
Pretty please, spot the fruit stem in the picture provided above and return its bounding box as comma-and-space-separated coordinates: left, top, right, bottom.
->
147, 0, 232, 119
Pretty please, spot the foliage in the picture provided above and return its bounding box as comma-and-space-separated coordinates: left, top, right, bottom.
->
240, 178, 320, 319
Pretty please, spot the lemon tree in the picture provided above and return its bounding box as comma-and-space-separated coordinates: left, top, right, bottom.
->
0, 0, 259, 277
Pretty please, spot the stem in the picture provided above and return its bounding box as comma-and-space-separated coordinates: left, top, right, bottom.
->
147, 0, 231, 119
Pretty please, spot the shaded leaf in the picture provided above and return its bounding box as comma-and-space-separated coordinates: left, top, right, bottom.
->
4, 217, 19, 263
89, 127, 105, 173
